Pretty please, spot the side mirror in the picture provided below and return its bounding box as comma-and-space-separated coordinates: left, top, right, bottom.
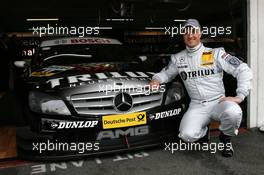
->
14, 61, 26, 68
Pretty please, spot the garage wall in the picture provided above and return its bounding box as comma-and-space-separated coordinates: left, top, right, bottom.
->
248, 0, 264, 127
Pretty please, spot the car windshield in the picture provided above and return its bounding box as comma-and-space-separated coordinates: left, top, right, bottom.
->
34, 44, 139, 67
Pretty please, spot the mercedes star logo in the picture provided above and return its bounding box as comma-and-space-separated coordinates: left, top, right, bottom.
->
113, 92, 133, 112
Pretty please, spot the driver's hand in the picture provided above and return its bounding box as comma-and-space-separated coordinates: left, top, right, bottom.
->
149, 79, 161, 89
219, 96, 243, 104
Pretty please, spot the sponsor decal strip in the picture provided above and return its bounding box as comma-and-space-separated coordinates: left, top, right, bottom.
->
149, 108, 182, 120
31, 65, 74, 77
97, 125, 149, 140
41, 119, 98, 130
102, 112, 147, 129
41, 38, 122, 47
46, 71, 155, 88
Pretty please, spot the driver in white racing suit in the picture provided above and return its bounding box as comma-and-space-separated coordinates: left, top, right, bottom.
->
150, 19, 253, 157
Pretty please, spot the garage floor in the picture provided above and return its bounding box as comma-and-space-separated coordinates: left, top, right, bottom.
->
0, 129, 263, 175
0, 127, 16, 159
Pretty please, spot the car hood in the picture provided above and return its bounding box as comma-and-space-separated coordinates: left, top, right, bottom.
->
27, 63, 156, 90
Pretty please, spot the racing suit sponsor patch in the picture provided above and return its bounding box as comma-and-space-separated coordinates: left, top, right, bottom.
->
180, 68, 216, 80
201, 51, 214, 66
221, 52, 229, 59
221, 52, 242, 68
149, 108, 182, 120
177, 57, 188, 68
225, 55, 242, 68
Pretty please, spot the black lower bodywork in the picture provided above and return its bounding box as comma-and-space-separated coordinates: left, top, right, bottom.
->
16, 102, 186, 161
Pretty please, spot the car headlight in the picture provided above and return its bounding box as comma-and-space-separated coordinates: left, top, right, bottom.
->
164, 82, 185, 105
29, 91, 71, 115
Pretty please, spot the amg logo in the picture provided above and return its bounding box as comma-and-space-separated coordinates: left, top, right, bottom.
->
150, 108, 181, 120
55, 121, 98, 129
96, 125, 149, 140
180, 69, 215, 80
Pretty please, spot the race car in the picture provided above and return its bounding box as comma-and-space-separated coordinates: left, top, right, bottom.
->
15, 37, 188, 160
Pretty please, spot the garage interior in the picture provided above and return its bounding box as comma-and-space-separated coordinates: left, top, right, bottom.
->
0, 0, 264, 174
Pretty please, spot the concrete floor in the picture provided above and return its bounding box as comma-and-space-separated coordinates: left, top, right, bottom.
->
0, 129, 263, 175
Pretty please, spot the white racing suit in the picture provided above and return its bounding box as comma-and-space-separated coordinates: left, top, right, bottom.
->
153, 43, 253, 142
